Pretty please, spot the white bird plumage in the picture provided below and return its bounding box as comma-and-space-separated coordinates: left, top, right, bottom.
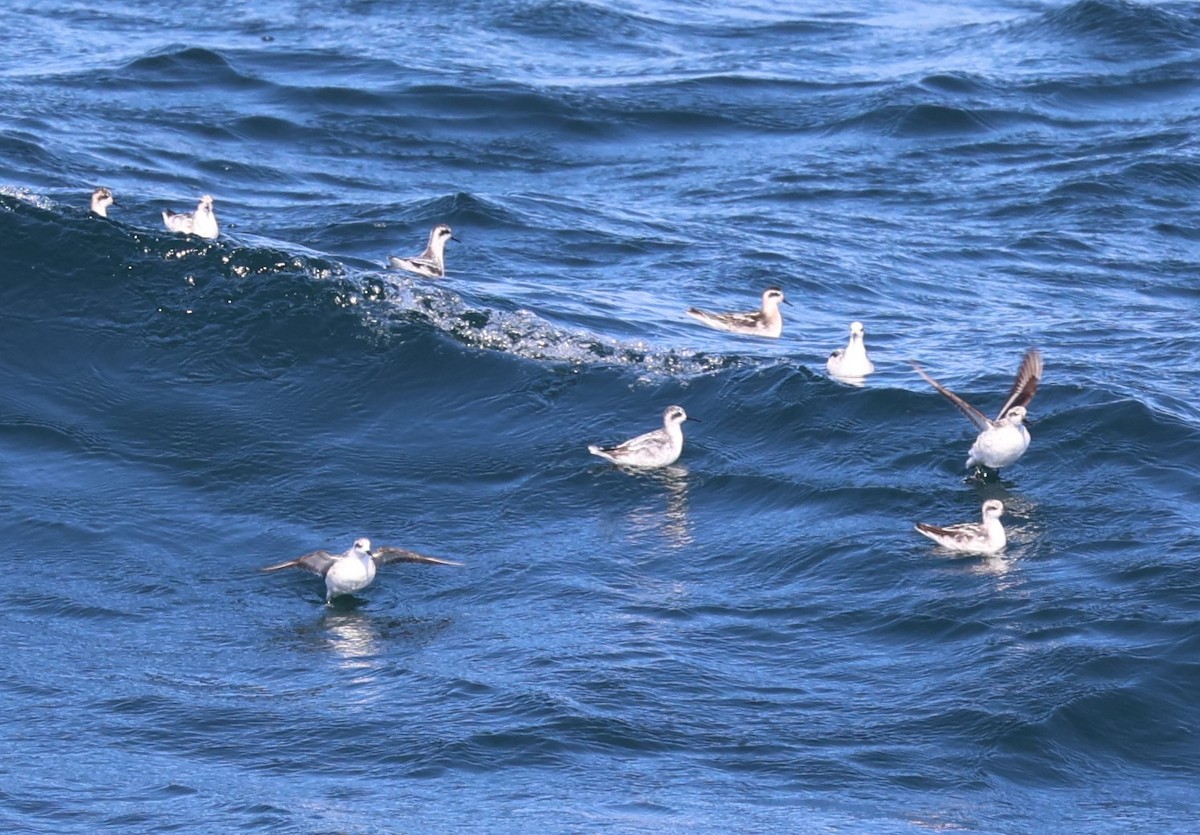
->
588, 405, 693, 468
911, 348, 1043, 472
162, 194, 219, 239
261, 537, 462, 604
826, 320, 875, 381
90, 187, 114, 218
686, 287, 788, 338
387, 224, 459, 277
915, 499, 1007, 555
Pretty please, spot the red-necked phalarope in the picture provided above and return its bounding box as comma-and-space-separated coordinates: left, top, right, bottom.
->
90, 187, 114, 218
686, 287, 788, 338
261, 537, 462, 604
588, 405, 694, 468
387, 224, 459, 277
915, 499, 1007, 555
911, 348, 1042, 473
826, 321, 875, 381
162, 194, 219, 239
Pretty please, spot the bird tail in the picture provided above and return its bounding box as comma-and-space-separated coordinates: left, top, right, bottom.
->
914, 523, 951, 539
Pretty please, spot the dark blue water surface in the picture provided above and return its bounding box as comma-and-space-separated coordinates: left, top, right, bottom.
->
2, 1, 1199, 831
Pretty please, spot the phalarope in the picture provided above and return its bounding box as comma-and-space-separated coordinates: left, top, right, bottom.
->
387, 224, 459, 277
90, 187, 114, 218
686, 287, 788, 338
911, 348, 1042, 472
826, 321, 875, 380
162, 194, 219, 239
915, 499, 1007, 555
588, 405, 694, 468
261, 537, 462, 604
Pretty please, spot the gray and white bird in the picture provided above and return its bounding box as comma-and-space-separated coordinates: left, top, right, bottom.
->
911, 348, 1042, 473
686, 287, 788, 338
826, 321, 875, 381
588, 405, 693, 468
914, 499, 1007, 555
387, 224, 459, 277
90, 187, 114, 218
261, 537, 462, 604
162, 194, 219, 239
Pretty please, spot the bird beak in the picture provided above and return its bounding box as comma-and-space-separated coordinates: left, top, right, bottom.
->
687, 416, 701, 423
450, 236, 462, 243
782, 299, 792, 306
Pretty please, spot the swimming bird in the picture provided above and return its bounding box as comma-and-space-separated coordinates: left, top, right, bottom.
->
826, 321, 875, 380
588, 405, 694, 468
261, 537, 462, 604
90, 187, 114, 218
686, 287, 788, 338
162, 194, 219, 239
387, 224, 458, 277
914, 499, 1007, 555
910, 348, 1042, 473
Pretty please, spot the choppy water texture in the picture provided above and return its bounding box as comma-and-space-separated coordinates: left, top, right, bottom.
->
2, 0, 1199, 831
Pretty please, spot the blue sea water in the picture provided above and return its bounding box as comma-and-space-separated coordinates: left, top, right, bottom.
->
2, 0, 1200, 831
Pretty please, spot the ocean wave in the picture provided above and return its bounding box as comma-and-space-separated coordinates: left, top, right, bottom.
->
494, 0, 667, 43
111, 45, 265, 91
372, 271, 746, 375
0, 192, 763, 378
1006, 0, 1200, 57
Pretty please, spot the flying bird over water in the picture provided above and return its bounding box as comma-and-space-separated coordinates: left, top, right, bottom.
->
910, 348, 1042, 473
261, 537, 462, 604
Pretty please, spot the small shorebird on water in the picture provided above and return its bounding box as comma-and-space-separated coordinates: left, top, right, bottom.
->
387, 224, 459, 277
261, 537, 461, 604
686, 287, 788, 338
588, 405, 695, 469
162, 194, 219, 239
914, 499, 1007, 555
910, 348, 1042, 474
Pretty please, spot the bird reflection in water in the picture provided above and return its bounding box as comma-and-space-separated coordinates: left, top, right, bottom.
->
320, 608, 382, 669
626, 465, 693, 549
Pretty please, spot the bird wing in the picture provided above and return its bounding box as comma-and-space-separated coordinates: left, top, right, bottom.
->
372, 546, 463, 567
596, 428, 667, 458
260, 550, 339, 576
909, 361, 992, 433
387, 256, 442, 276
915, 522, 978, 543
686, 308, 759, 332
996, 348, 1043, 420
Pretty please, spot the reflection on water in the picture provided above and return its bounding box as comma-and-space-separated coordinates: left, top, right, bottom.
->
302, 607, 454, 670
968, 553, 1013, 579
626, 465, 693, 549
321, 608, 382, 668
828, 370, 869, 388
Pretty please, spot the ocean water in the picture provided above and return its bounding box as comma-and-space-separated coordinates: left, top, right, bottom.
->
2, 0, 1199, 831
